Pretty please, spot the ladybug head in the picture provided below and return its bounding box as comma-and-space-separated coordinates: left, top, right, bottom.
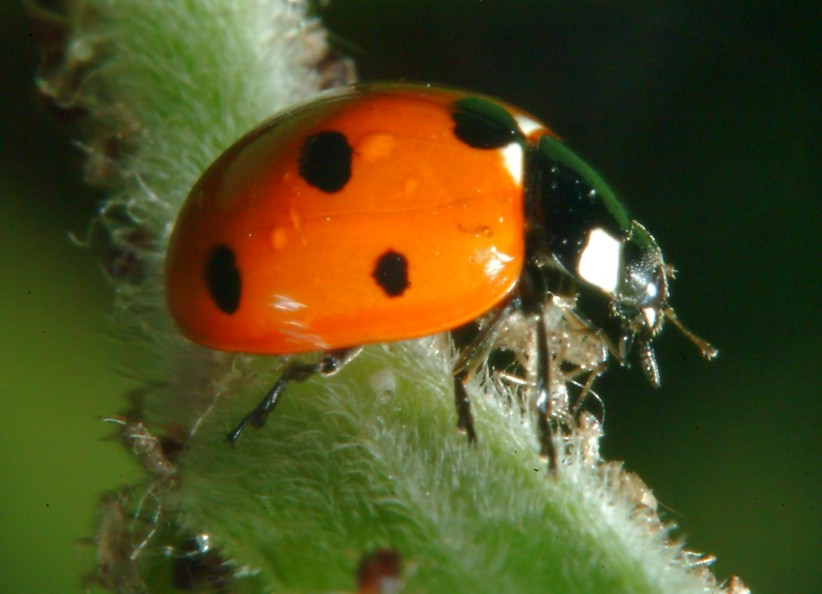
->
612, 221, 717, 386
527, 132, 716, 386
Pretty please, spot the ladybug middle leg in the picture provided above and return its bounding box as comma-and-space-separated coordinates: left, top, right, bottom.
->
226, 348, 360, 443
532, 308, 558, 470
451, 295, 560, 470
519, 265, 561, 470
452, 301, 517, 443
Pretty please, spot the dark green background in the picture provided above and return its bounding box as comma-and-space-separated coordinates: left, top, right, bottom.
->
2, 1, 819, 592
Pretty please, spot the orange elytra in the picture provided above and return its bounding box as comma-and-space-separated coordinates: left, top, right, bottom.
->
165, 84, 547, 354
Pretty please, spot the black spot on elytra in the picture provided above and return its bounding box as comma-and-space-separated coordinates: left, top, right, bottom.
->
204, 244, 241, 314
372, 250, 409, 297
452, 96, 521, 149
299, 130, 352, 192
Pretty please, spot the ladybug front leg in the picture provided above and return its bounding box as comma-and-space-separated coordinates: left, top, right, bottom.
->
226, 348, 360, 443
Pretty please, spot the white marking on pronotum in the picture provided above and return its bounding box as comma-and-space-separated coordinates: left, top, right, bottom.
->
578, 228, 622, 294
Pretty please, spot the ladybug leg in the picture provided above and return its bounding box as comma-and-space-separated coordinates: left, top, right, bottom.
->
226, 348, 360, 443
570, 363, 607, 416
452, 301, 515, 443
533, 309, 558, 471
225, 371, 305, 443
452, 375, 477, 443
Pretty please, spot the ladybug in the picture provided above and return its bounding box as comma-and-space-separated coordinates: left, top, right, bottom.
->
165, 83, 716, 462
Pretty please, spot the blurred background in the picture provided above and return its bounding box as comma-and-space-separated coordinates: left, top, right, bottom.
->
2, 1, 818, 592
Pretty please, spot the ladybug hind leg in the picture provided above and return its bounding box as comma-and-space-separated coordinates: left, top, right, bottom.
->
226, 348, 361, 443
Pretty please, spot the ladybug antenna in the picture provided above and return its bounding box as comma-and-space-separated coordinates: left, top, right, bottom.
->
662, 306, 719, 360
